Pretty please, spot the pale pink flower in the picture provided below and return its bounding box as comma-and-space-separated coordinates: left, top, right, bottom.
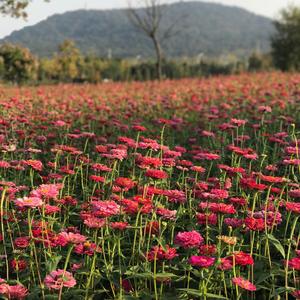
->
91, 200, 120, 217
84, 217, 106, 228
14, 197, 43, 208
0, 283, 28, 299
53, 120, 67, 127
44, 269, 76, 290
31, 184, 61, 199
232, 277, 256, 291
57, 232, 86, 244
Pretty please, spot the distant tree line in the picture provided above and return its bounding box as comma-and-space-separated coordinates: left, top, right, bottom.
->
0, 40, 274, 85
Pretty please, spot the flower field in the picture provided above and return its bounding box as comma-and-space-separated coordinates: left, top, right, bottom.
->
0, 72, 299, 299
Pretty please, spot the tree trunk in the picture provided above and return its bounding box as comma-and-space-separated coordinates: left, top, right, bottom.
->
152, 36, 162, 80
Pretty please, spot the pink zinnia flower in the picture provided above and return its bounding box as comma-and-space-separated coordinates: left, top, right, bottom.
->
57, 232, 86, 244
74, 242, 100, 256
188, 255, 215, 268
258, 105, 272, 113
289, 190, 300, 198
32, 184, 61, 199
0, 161, 10, 168
174, 230, 204, 249
91, 200, 120, 217
232, 277, 256, 291
164, 189, 186, 203
14, 237, 30, 248
218, 257, 233, 270
110, 222, 128, 231
84, 217, 106, 229
44, 269, 76, 290
292, 290, 300, 299
55, 120, 67, 127
14, 197, 43, 208
45, 204, 61, 215
0, 283, 28, 299
22, 160, 43, 171
156, 207, 176, 221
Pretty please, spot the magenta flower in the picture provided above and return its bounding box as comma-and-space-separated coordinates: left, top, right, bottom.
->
174, 230, 204, 249
188, 256, 215, 268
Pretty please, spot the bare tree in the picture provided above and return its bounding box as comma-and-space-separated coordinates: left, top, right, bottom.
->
127, 0, 181, 80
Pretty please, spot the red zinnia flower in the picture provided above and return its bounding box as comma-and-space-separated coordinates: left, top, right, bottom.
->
89, 175, 105, 183
259, 174, 286, 183
199, 244, 217, 256
114, 177, 135, 189
22, 160, 43, 171
145, 169, 168, 179
233, 251, 254, 266
286, 202, 300, 214
286, 257, 300, 270
14, 237, 30, 248
10, 259, 27, 272
110, 222, 128, 231
244, 217, 265, 231
147, 245, 178, 261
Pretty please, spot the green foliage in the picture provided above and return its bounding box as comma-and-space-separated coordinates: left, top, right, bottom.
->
0, 43, 37, 84
1, 2, 274, 58
248, 52, 273, 72
271, 5, 300, 71
0, 0, 49, 18
54, 40, 83, 82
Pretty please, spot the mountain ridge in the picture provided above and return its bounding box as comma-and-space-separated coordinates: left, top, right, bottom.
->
0, 1, 274, 58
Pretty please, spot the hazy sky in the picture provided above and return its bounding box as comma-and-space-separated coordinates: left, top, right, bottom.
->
0, 0, 299, 38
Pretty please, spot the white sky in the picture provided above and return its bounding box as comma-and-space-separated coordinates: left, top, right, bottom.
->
0, 0, 299, 38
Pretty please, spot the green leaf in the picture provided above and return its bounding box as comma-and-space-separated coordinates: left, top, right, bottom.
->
126, 272, 178, 280
267, 234, 285, 258
46, 254, 62, 273
206, 293, 228, 299
155, 272, 178, 279
44, 296, 61, 300
127, 272, 153, 279
271, 287, 291, 297
179, 289, 228, 299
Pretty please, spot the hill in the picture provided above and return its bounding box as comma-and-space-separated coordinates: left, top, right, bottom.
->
0, 1, 274, 58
